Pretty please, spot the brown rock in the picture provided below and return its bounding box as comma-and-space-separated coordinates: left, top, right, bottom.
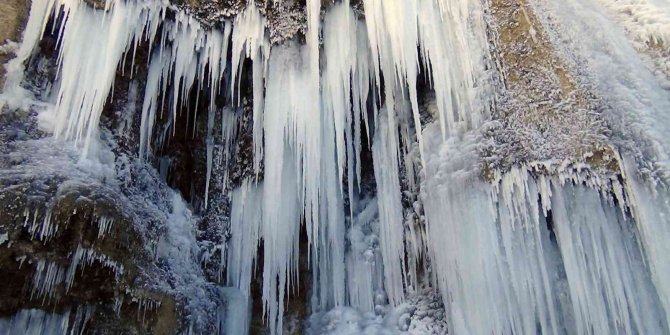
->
0, 0, 30, 87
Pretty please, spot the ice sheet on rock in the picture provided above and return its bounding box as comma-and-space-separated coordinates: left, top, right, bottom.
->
0, 305, 94, 335
0, 0, 54, 111
155, 192, 218, 331
532, 0, 670, 177
204, 107, 238, 209
345, 197, 384, 312
218, 287, 251, 335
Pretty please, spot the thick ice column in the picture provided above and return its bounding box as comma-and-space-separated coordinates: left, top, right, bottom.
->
322, 1, 374, 220
322, 1, 355, 189
621, 157, 670, 330
225, 180, 263, 334
261, 43, 311, 335
421, 126, 509, 334
226, 180, 263, 298
0, 306, 94, 335
549, 179, 667, 334
372, 110, 407, 307
345, 198, 385, 311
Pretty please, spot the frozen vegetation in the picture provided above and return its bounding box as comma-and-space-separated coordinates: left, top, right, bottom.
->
0, 0, 669, 334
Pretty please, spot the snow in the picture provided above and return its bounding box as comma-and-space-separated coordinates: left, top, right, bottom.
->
307, 288, 447, 335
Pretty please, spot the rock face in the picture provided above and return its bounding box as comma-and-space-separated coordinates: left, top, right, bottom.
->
0, 0, 29, 86
0, 3, 208, 333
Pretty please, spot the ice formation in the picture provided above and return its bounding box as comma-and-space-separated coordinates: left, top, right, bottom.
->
421, 129, 669, 334
30, 244, 125, 304
0, 306, 94, 335
3, 0, 670, 333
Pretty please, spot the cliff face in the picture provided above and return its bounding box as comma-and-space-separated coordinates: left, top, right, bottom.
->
1, 0, 670, 334
0, 0, 29, 87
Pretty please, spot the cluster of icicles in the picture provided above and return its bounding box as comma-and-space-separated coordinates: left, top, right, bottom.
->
10, 0, 670, 334
30, 244, 125, 305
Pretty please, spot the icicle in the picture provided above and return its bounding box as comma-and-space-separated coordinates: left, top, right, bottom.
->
22, 207, 59, 242
139, 11, 232, 160
31, 259, 66, 303
204, 105, 215, 209
550, 179, 666, 334
322, 1, 358, 215
260, 44, 308, 334
416, 0, 489, 136
139, 48, 171, 160
114, 296, 124, 316
96, 216, 114, 238
49, 0, 165, 156
227, 3, 268, 175
65, 245, 125, 292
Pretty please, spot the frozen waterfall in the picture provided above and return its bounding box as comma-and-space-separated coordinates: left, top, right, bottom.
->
2, 0, 670, 333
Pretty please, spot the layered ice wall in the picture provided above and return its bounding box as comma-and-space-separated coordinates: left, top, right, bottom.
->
4, 0, 670, 333
421, 120, 669, 334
